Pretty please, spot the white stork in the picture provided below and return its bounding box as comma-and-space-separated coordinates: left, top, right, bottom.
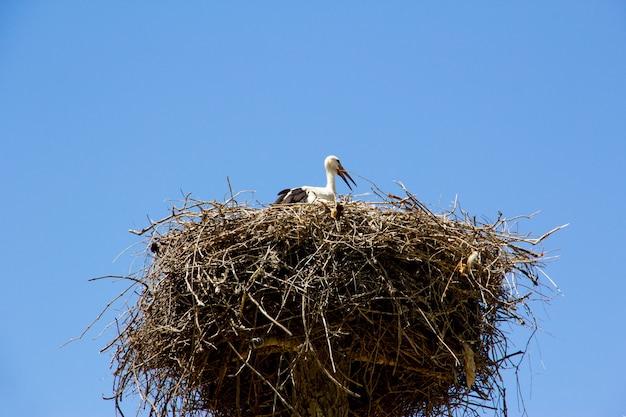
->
274, 155, 357, 204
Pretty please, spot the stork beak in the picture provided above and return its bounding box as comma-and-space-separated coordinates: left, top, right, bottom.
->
337, 164, 357, 191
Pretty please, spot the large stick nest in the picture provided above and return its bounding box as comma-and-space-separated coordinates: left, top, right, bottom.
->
107, 192, 560, 417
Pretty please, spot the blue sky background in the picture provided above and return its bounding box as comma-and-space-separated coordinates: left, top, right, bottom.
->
1, 2, 625, 416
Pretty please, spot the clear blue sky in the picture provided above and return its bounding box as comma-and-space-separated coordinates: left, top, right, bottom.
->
1, 2, 625, 416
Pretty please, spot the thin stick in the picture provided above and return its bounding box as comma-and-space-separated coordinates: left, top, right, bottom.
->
245, 292, 293, 337
61, 279, 135, 347
227, 342, 298, 415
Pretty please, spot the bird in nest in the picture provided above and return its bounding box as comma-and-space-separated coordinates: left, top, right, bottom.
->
274, 155, 357, 204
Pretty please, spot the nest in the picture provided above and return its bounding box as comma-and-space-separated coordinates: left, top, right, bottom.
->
106, 192, 560, 417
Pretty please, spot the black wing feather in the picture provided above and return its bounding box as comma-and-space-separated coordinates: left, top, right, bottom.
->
274, 187, 308, 204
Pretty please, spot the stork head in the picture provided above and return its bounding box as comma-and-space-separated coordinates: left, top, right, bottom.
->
325, 155, 357, 191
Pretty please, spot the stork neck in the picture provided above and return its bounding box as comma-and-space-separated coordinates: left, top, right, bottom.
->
326, 170, 336, 193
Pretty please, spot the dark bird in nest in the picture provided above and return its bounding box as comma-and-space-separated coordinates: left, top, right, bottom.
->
150, 242, 160, 255
274, 155, 357, 204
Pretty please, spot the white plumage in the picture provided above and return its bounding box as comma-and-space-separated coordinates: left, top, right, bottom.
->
274, 155, 356, 204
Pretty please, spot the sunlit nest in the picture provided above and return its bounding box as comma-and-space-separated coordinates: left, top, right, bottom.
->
103, 188, 563, 417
